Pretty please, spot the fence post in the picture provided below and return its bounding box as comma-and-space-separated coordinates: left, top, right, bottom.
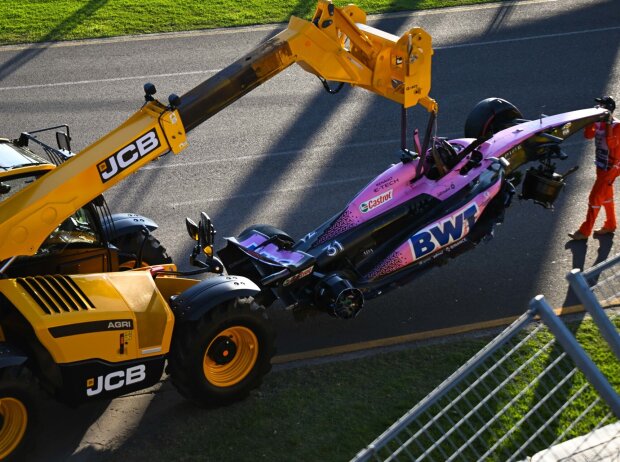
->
531, 295, 620, 417
566, 269, 620, 360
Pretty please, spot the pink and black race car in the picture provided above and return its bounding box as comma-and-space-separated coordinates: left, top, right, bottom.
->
191, 98, 609, 319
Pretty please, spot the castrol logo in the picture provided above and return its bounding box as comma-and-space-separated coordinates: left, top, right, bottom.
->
360, 189, 393, 213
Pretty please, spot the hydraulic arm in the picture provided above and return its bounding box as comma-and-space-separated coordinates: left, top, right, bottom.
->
178, 1, 436, 131
0, 0, 435, 263
0, 101, 187, 262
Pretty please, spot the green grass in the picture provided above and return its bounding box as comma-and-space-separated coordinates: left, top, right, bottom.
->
113, 337, 489, 461
108, 317, 619, 462
0, 0, 501, 45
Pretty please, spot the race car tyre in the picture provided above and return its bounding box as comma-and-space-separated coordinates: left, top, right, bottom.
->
113, 232, 173, 269
0, 366, 40, 462
464, 97, 524, 139
168, 297, 275, 408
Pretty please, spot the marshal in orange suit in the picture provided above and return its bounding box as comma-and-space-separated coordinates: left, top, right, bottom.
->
569, 96, 620, 240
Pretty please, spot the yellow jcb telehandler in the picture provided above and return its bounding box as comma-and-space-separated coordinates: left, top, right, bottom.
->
0, 2, 434, 458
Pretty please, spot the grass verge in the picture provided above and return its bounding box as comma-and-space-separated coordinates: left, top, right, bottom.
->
0, 0, 502, 45
106, 316, 619, 462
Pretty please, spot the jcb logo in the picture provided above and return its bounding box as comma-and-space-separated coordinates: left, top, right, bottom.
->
86, 365, 146, 396
98, 129, 160, 182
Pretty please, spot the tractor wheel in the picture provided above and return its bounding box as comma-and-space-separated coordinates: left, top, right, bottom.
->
0, 367, 40, 461
169, 297, 275, 407
464, 97, 524, 139
113, 233, 173, 270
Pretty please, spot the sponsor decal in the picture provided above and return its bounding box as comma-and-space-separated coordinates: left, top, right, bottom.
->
360, 189, 393, 214
283, 266, 314, 287
409, 204, 478, 260
561, 122, 572, 137
437, 183, 456, 197
374, 177, 400, 192
119, 330, 133, 355
421, 239, 468, 264
323, 241, 343, 257
244, 243, 305, 266
299, 231, 317, 245
86, 364, 146, 396
98, 129, 161, 182
108, 320, 132, 329
503, 144, 522, 162
49, 319, 134, 338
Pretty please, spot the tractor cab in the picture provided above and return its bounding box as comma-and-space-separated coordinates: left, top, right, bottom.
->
0, 131, 119, 276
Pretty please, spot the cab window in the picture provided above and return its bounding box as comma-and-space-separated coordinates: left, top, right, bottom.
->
37, 207, 102, 254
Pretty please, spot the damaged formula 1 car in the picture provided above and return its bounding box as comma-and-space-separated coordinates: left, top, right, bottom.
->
190, 98, 610, 319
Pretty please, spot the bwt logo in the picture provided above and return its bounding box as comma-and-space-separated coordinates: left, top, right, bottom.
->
410, 204, 478, 260
86, 365, 146, 396
360, 189, 393, 213
98, 129, 160, 182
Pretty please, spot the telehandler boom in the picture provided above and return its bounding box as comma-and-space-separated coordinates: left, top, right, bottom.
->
0, 2, 435, 459
0, 0, 435, 263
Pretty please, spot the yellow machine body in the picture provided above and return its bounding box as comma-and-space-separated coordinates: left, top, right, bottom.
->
0, 271, 179, 363
0, 0, 435, 411
0, 104, 188, 262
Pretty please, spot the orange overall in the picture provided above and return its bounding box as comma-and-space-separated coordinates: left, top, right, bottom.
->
577, 120, 620, 236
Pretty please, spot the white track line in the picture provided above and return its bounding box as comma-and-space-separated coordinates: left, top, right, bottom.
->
1, 24, 618, 92
0, 70, 218, 91
436, 25, 620, 50
169, 174, 376, 207
167, 138, 591, 206
0, 0, 559, 51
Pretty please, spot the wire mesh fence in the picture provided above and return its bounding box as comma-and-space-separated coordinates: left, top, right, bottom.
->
353, 257, 620, 462
568, 256, 620, 360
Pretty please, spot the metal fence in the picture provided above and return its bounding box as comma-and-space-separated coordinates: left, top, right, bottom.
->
353, 256, 620, 462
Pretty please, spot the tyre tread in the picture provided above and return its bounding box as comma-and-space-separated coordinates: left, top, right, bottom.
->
169, 298, 275, 407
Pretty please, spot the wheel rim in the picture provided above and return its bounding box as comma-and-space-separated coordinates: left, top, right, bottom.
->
203, 326, 259, 387
0, 397, 28, 459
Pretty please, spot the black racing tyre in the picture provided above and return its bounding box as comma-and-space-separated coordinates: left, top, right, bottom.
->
237, 224, 294, 247
168, 297, 275, 408
112, 232, 173, 269
0, 367, 40, 461
464, 97, 524, 139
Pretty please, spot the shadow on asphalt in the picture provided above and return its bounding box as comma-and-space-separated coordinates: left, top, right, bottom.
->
10, 0, 620, 459
0, 0, 110, 81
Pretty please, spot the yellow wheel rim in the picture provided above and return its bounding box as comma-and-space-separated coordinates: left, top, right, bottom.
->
203, 326, 259, 387
0, 397, 28, 459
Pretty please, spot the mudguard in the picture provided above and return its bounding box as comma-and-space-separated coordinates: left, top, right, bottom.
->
170, 275, 260, 322
0, 343, 28, 369
103, 213, 158, 240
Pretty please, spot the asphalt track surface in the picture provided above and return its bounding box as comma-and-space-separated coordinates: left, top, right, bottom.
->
1, 0, 619, 459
